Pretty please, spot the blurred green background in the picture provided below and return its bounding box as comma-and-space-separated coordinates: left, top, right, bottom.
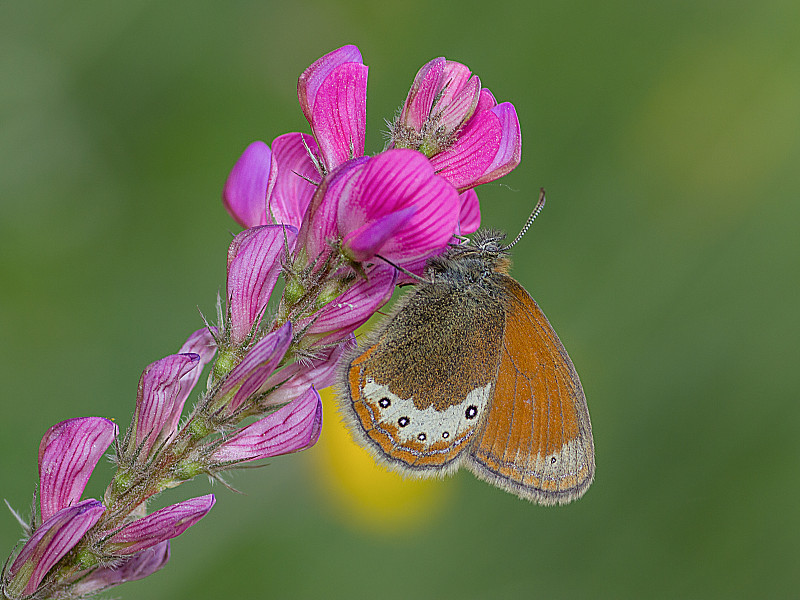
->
2, 1, 798, 598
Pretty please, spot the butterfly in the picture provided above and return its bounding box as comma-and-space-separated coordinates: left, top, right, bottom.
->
336, 190, 594, 505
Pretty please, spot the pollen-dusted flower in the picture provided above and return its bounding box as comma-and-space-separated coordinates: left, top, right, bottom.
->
105, 495, 215, 556
392, 58, 522, 193
297, 45, 367, 171
3, 499, 106, 598
226, 224, 297, 346
394, 57, 481, 157
210, 386, 322, 465
222, 140, 277, 228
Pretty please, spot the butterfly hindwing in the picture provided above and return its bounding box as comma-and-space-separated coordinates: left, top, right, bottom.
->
466, 276, 595, 505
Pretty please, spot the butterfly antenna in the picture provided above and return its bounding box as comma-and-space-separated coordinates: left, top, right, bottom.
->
375, 254, 432, 284
504, 188, 546, 250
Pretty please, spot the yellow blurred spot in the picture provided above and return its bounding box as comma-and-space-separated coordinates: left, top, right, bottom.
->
312, 387, 446, 534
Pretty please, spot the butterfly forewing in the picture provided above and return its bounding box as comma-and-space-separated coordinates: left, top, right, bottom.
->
467, 276, 594, 505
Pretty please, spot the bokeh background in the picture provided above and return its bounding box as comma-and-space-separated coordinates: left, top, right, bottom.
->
2, 1, 798, 598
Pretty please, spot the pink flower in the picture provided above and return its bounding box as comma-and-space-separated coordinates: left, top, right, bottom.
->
106, 495, 215, 555
297, 45, 367, 172
5, 418, 115, 597
298, 149, 460, 266
263, 336, 354, 406
430, 90, 521, 191
393, 58, 522, 192
268, 132, 321, 228
296, 263, 396, 342
4, 499, 106, 598
395, 58, 481, 156
216, 321, 293, 414
38, 417, 117, 522
210, 386, 322, 464
222, 134, 320, 230
132, 353, 202, 459
178, 326, 219, 400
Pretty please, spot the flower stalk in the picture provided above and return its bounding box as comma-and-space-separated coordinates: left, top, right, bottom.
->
2, 44, 521, 599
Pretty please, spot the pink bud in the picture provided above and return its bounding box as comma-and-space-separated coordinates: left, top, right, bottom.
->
106, 495, 215, 555
211, 386, 323, 463
38, 417, 116, 521
7, 499, 105, 597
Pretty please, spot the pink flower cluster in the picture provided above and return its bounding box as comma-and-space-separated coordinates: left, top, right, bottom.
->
2, 45, 520, 599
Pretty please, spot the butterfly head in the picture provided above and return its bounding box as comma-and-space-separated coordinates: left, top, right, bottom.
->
428, 229, 511, 279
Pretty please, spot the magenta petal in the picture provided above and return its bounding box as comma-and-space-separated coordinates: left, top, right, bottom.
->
468, 102, 521, 187
342, 204, 417, 262
437, 61, 475, 109
135, 354, 201, 457
336, 149, 460, 263
401, 57, 446, 130
222, 141, 276, 228
474, 87, 498, 113
269, 132, 320, 227
296, 156, 369, 266
302, 264, 396, 337
430, 102, 521, 191
8, 499, 105, 597
298, 45, 363, 126
72, 541, 170, 595
106, 495, 214, 556
457, 189, 481, 234
38, 418, 116, 522
212, 386, 322, 463
227, 225, 297, 345
430, 112, 498, 190
309, 62, 368, 169
218, 321, 293, 413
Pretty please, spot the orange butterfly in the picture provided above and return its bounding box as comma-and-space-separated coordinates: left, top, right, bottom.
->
337, 191, 594, 505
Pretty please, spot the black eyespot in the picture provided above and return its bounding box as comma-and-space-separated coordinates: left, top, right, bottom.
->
551, 456, 557, 464
442, 431, 450, 439
398, 417, 410, 427
418, 433, 427, 441
465, 405, 479, 419
378, 397, 391, 408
